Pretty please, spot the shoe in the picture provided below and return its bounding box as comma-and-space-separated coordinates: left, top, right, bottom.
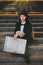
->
26, 58, 30, 64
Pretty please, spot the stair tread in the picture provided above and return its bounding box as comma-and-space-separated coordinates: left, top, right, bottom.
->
0, 57, 42, 63
0, 46, 43, 52
0, 32, 14, 35
0, 27, 15, 28
32, 27, 43, 28
34, 38, 43, 40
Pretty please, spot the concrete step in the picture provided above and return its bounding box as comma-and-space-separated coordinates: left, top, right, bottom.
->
0, 36, 43, 44
0, 23, 16, 27
0, 56, 42, 63
0, 19, 17, 23
0, 63, 42, 65
0, 44, 43, 57
32, 24, 43, 27
0, 2, 17, 13
8, 2, 17, 5
0, 32, 14, 35
2, 10, 16, 12
0, 40, 5, 44
0, 32, 43, 40
31, 19, 43, 23
0, 16, 43, 24
0, 39, 35, 44
8, 3, 17, 6
0, 63, 27, 65
30, 16, 43, 19
1, 27, 43, 29
0, 31, 43, 36
32, 23, 43, 24
33, 27, 43, 32
4, 7, 16, 9
0, 16, 43, 22
4, 6, 16, 9
0, 23, 43, 27
0, 63, 24, 65
34, 38, 43, 40
34, 33, 43, 38
0, 16, 18, 19
3, 9, 16, 12
0, 57, 26, 63
0, 27, 15, 32
0, 32, 14, 39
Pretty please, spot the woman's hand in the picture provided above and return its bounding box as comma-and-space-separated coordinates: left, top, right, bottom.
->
14, 34, 18, 40
19, 31, 25, 37
14, 31, 19, 40
14, 31, 25, 40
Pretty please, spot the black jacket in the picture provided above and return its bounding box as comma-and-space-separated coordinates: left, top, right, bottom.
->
14, 21, 32, 42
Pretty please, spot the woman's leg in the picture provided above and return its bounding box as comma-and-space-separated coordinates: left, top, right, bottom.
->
24, 46, 30, 64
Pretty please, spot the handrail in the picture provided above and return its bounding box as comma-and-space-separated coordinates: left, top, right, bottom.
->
0, 13, 43, 16
0, 12, 43, 16
0, 0, 43, 2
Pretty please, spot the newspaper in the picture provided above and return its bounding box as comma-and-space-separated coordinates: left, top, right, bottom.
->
3, 36, 27, 54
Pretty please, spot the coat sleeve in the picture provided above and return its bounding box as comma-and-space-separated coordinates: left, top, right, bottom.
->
24, 22, 32, 36
14, 22, 19, 34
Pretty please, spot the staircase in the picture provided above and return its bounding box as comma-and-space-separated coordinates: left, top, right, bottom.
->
0, 1, 43, 65
0, 1, 17, 13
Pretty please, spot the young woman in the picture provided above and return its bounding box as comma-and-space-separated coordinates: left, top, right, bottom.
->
14, 10, 32, 64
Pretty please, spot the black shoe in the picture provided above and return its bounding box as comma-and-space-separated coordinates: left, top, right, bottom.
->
26, 60, 29, 64
26, 58, 30, 64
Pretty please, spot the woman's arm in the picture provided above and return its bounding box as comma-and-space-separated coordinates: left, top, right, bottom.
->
24, 22, 32, 36
14, 23, 19, 34
14, 22, 20, 40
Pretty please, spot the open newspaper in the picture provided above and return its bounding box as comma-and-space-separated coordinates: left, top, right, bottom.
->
3, 36, 27, 54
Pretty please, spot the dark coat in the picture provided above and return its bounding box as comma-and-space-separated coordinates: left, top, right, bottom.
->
14, 21, 32, 46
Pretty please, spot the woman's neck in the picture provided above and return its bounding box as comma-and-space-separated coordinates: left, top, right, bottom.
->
21, 21, 26, 24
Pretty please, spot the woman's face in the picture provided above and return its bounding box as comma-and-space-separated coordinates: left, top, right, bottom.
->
20, 15, 26, 22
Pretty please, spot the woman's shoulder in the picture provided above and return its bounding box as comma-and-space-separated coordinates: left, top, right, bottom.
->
16, 22, 21, 26
26, 21, 31, 25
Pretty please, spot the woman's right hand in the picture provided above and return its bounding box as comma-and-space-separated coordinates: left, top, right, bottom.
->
14, 34, 18, 40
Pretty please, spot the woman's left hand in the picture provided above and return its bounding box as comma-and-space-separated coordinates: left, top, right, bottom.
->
18, 31, 25, 37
